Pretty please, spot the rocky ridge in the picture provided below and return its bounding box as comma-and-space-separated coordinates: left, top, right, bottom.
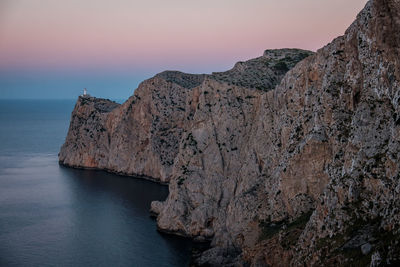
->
60, 0, 400, 265
59, 49, 310, 183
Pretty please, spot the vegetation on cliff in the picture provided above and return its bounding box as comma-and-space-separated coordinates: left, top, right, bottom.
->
60, 0, 400, 265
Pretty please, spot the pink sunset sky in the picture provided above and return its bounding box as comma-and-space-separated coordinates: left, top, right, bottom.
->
0, 0, 368, 99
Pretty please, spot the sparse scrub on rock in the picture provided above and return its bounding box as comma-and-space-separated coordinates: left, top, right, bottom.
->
60, 0, 400, 265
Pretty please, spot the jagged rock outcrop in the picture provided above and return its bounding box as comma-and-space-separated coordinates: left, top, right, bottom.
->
60, 0, 400, 265
154, 0, 400, 265
211, 49, 312, 90
59, 49, 310, 183
59, 97, 120, 168
60, 72, 206, 182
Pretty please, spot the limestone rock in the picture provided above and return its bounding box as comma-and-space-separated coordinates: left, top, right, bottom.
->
155, 0, 400, 265
59, 50, 309, 184
60, 72, 205, 183
59, 96, 120, 169
59, 0, 400, 265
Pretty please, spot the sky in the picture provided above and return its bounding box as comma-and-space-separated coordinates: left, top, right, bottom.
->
0, 0, 368, 100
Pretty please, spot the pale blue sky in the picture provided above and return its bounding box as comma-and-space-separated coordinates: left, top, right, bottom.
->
0, 0, 368, 99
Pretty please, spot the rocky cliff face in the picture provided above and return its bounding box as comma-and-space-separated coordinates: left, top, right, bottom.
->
60, 0, 400, 265
59, 97, 120, 168
60, 72, 205, 182
153, 0, 400, 264
59, 49, 310, 183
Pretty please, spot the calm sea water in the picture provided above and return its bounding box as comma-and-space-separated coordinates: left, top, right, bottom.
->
0, 100, 192, 267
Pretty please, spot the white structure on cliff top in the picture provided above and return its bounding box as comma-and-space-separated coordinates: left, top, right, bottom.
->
81, 88, 90, 97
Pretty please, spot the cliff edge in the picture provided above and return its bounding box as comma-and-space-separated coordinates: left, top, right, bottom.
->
60, 0, 400, 265
59, 49, 311, 183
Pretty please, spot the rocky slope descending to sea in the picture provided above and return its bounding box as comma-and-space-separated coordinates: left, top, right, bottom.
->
59, 49, 310, 183
153, 0, 400, 265
60, 0, 400, 265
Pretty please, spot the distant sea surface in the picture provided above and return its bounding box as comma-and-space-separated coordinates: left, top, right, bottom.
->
0, 99, 192, 267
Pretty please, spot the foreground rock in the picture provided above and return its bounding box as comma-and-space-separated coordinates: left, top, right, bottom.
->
154, 0, 400, 265
60, 0, 400, 265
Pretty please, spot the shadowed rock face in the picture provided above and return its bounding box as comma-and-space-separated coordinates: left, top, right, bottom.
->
60, 0, 400, 265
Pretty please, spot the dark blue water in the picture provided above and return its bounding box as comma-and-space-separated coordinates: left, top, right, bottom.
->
0, 100, 192, 267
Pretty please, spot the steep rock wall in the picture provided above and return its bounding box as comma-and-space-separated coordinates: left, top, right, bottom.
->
59, 50, 310, 184
154, 0, 400, 265
59, 0, 400, 265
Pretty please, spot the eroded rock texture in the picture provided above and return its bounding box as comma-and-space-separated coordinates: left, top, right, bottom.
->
155, 0, 400, 265
59, 97, 120, 168
60, 0, 400, 265
59, 49, 309, 183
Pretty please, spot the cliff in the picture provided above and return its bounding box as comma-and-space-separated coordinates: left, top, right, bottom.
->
59, 49, 311, 183
60, 0, 400, 265
59, 96, 120, 168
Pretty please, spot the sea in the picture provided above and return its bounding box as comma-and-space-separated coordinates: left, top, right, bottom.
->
0, 99, 192, 267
